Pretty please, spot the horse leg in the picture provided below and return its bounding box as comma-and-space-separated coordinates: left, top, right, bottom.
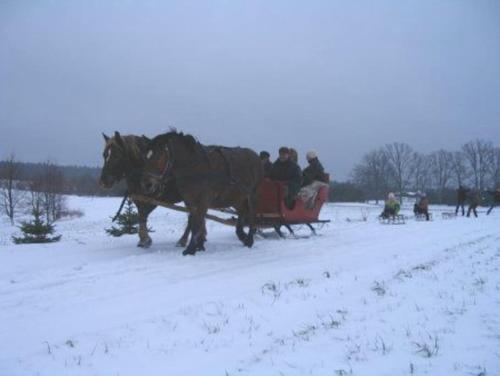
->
183, 205, 208, 256
136, 202, 154, 248
176, 215, 192, 247
243, 194, 257, 248
178, 214, 207, 248
196, 218, 207, 251
235, 215, 247, 244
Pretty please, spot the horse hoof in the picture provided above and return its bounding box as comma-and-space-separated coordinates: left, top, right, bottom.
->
244, 238, 254, 248
182, 249, 196, 256
137, 238, 152, 248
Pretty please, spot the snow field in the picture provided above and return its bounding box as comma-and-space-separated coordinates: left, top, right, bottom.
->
0, 197, 499, 375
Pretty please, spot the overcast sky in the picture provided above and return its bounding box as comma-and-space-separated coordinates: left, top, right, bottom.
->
1, 0, 499, 180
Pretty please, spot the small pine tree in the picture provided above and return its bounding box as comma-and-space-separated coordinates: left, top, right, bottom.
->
106, 199, 140, 237
12, 208, 62, 244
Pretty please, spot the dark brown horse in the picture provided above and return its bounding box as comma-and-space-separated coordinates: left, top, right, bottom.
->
99, 131, 195, 248
140, 131, 263, 255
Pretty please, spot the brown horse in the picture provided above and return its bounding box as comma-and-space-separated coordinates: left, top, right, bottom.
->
99, 131, 195, 248
141, 131, 263, 255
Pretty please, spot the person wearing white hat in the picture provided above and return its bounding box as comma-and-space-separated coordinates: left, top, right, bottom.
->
302, 150, 328, 187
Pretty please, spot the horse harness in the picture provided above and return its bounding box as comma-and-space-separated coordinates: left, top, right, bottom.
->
156, 143, 250, 194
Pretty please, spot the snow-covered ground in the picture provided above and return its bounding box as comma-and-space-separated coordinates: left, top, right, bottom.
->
0, 196, 499, 376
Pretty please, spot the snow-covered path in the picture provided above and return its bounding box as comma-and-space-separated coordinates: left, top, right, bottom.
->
0, 197, 499, 375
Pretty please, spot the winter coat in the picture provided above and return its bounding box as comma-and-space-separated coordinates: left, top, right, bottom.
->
384, 199, 400, 214
457, 187, 469, 203
270, 159, 302, 184
262, 160, 273, 177
417, 197, 429, 211
467, 191, 481, 206
486, 190, 500, 203
302, 158, 328, 187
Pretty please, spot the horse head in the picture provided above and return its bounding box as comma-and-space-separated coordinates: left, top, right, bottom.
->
99, 131, 150, 189
141, 130, 202, 195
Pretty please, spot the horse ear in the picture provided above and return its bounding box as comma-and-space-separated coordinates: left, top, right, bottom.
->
102, 133, 109, 142
114, 131, 125, 148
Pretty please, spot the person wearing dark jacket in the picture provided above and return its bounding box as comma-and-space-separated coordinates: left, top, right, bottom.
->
413, 193, 430, 221
466, 190, 481, 218
302, 151, 329, 187
456, 185, 469, 216
270, 147, 302, 208
259, 151, 273, 177
486, 188, 500, 215
289, 148, 298, 164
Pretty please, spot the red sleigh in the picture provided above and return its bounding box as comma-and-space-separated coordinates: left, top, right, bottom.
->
255, 178, 330, 236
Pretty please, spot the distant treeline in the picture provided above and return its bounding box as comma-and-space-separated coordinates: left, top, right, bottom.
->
349, 138, 500, 204
0, 160, 125, 197
328, 182, 461, 205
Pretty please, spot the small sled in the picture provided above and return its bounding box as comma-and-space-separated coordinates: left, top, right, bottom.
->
378, 214, 406, 225
415, 213, 433, 221
441, 212, 457, 220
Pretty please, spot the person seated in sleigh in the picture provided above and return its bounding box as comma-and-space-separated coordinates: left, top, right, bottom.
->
259, 150, 273, 177
269, 146, 302, 209
413, 192, 430, 221
380, 192, 400, 218
298, 151, 330, 208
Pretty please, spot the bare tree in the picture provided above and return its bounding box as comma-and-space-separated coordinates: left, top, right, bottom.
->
384, 142, 414, 203
411, 152, 432, 194
35, 161, 66, 224
462, 139, 494, 190
0, 154, 24, 224
489, 147, 500, 188
352, 149, 392, 204
429, 150, 453, 203
450, 151, 469, 187
28, 174, 44, 214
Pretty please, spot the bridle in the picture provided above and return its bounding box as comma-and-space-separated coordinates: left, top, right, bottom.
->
140, 140, 177, 195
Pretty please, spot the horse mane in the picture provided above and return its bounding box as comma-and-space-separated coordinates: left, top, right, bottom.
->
151, 129, 202, 154
109, 135, 147, 162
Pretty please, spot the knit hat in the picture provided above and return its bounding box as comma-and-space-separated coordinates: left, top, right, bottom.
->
279, 147, 290, 154
388, 192, 396, 200
306, 151, 317, 160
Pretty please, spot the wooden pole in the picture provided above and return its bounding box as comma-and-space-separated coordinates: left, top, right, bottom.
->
129, 194, 237, 227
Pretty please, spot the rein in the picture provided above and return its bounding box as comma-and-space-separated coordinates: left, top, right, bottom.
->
112, 190, 129, 222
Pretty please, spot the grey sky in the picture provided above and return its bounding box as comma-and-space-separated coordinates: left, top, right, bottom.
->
1, 0, 499, 180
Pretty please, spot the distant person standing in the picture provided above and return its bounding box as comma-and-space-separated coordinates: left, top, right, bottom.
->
466, 190, 481, 218
456, 185, 469, 216
486, 188, 500, 215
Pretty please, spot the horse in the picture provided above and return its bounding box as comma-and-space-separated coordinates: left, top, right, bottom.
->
140, 130, 263, 255
99, 131, 196, 248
